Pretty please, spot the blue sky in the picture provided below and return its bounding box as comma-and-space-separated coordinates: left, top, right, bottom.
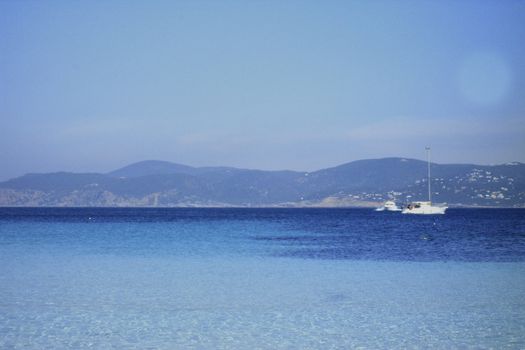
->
1, 0, 524, 180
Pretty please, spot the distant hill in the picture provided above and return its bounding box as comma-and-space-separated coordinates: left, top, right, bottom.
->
108, 160, 200, 177
0, 158, 524, 207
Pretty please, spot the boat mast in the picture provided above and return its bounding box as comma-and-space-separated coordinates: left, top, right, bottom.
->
426, 146, 431, 204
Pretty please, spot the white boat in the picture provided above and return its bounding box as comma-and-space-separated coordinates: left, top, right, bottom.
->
402, 201, 447, 214
375, 200, 402, 211
402, 147, 448, 215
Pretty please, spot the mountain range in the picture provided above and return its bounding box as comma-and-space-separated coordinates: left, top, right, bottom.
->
1, 158, 524, 207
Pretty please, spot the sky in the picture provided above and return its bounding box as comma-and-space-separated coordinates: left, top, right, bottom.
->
1, 0, 524, 180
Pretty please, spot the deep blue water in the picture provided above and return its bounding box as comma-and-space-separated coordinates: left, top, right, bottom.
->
1, 207, 524, 262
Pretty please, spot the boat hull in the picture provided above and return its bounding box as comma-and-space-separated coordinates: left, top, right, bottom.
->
401, 206, 447, 215
375, 201, 402, 212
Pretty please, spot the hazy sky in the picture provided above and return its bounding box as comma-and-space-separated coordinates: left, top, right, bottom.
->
1, 0, 524, 180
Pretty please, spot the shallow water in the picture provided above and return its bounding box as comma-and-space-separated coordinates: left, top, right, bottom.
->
1, 208, 524, 348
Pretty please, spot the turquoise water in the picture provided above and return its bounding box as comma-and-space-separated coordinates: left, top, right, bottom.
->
1, 208, 525, 348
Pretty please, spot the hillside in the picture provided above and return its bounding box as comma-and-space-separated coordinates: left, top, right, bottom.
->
0, 159, 523, 207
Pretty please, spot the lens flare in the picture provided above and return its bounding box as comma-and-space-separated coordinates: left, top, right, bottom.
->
458, 53, 511, 105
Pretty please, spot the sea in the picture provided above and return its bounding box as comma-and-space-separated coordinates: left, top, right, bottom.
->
1, 207, 524, 349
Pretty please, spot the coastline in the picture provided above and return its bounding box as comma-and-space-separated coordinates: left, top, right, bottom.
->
0, 203, 523, 209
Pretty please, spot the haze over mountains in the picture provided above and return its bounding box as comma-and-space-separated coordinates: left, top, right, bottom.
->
0, 158, 524, 207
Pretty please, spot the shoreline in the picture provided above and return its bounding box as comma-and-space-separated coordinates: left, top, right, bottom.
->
1, 204, 523, 209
